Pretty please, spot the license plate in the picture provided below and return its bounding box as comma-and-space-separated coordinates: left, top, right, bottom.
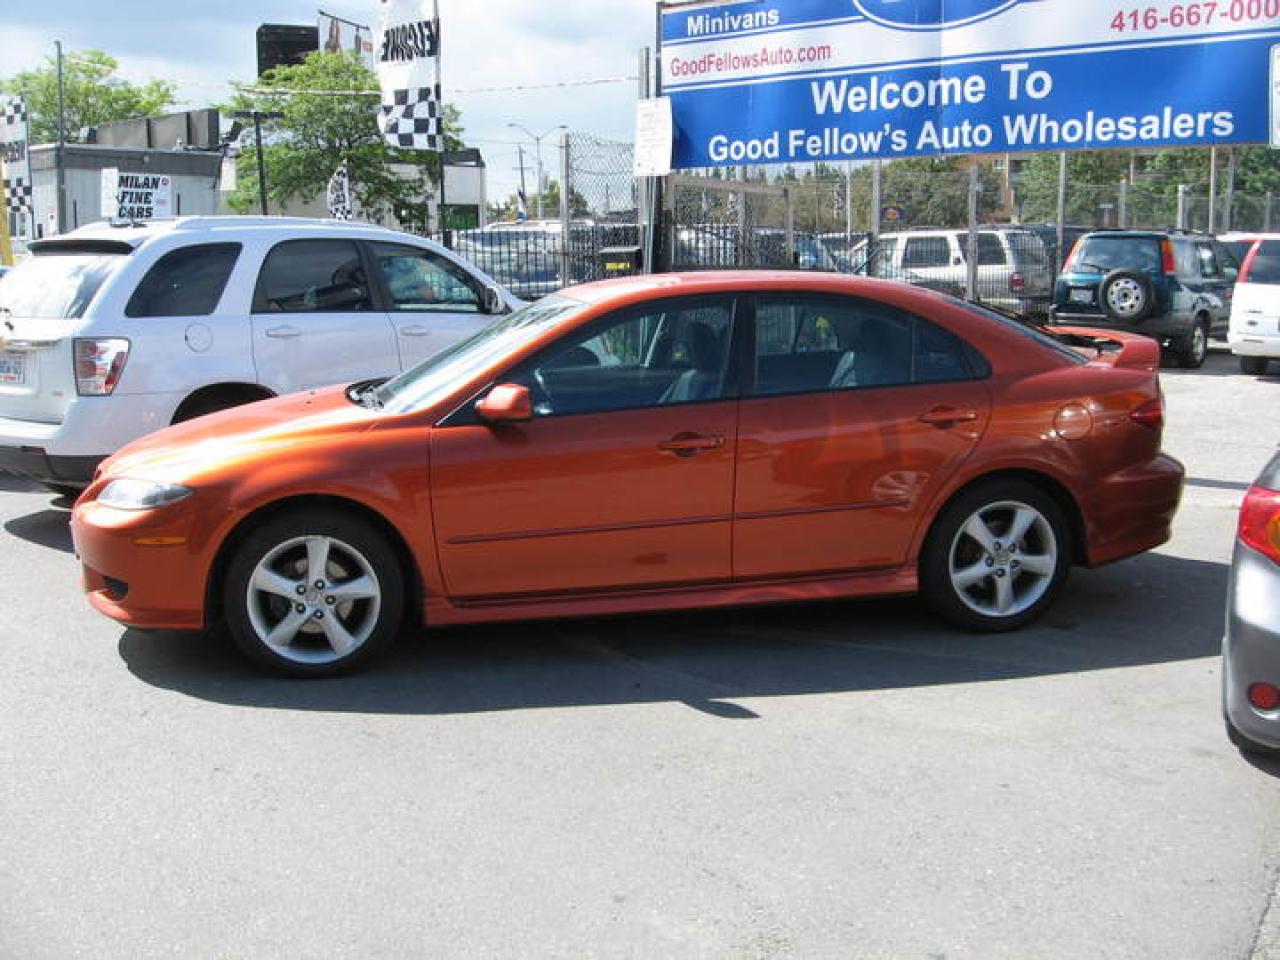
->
1069, 288, 1095, 305
0, 351, 25, 385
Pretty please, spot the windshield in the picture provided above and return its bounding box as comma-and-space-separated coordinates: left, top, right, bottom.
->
0, 252, 125, 319
1072, 236, 1162, 273
372, 295, 586, 415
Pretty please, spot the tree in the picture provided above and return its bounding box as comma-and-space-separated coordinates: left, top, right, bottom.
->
1, 50, 175, 144
225, 51, 464, 224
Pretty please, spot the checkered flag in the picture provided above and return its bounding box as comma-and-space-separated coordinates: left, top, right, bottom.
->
3, 176, 32, 214
378, 86, 442, 151
327, 160, 353, 220
2, 99, 28, 130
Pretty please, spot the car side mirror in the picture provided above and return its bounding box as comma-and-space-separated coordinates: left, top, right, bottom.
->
482, 285, 506, 315
475, 383, 532, 423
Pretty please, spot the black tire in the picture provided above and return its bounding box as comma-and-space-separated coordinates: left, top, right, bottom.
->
920, 479, 1071, 633
222, 508, 404, 678
1226, 718, 1280, 759
1240, 356, 1270, 376
173, 390, 266, 425
1100, 270, 1155, 323
41, 483, 83, 500
1175, 318, 1209, 369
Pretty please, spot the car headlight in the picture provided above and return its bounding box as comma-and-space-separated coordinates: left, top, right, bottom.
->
97, 478, 194, 511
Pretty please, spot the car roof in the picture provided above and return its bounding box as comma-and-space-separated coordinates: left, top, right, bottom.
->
61, 216, 432, 248
561, 270, 941, 305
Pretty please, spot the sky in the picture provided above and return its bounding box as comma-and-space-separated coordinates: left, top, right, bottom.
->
3, 0, 659, 202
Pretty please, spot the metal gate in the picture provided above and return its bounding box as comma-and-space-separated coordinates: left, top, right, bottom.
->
661, 174, 797, 272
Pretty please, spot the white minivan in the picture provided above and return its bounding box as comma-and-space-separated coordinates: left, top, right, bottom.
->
0, 216, 520, 491
1228, 235, 1280, 376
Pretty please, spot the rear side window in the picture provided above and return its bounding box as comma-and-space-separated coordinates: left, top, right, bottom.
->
902, 237, 951, 269
0, 252, 125, 319
253, 239, 372, 313
1194, 242, 1223, 279
1074, 236, 1162, 273
125, 243, 241, 318
1244, 240, 1280, 285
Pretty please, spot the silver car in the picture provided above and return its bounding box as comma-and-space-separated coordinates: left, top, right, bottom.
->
1224, 449, 1280, 757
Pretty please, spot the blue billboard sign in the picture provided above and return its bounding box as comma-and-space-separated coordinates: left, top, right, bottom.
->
659, 0, 1280, 168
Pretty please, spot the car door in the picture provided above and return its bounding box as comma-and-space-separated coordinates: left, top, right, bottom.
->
367, 241, 495, 369
734, 294, 991, 580
430, 296, 740, 600
250, 238, 400, 393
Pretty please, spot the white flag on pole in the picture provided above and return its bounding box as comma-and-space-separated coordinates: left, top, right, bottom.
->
376, 0, 443, 151
0, 96, 33, 216
327, 160, 353, 220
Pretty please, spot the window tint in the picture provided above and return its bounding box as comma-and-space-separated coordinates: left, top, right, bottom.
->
1222, 239, 1255, 267
0, 252, 124, 319
370, 242, 482, 312
1244, 240, 1280, 285
513, 299, 735, 417
1194, 242, 1222, 279
752, 296, 981, 397
125, 243, 241, 318
902, 236, 951, 269
254, 239, 372, 313
1074, 236, 1162, 273
972, 232, 1008, 266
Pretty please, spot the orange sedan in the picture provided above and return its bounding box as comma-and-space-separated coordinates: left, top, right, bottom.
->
71, 273, 1184, 676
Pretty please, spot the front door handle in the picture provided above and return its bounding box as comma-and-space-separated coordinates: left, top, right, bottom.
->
265, 326, 302, 339
659, 433, 725, 457
918, 406, 979, 426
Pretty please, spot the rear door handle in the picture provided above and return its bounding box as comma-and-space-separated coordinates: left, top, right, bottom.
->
659, 433, 725, 457
265, 326, 301, 340
918, 407, 979, 425
400, 326, 433, 337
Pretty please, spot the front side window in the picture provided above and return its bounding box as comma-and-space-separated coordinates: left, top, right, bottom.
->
253, 239, 372, 313
371, 242, 483, 313
752, 295, 982, 397
512, 299, 736, 417
902, 237, 951, 269
125, 243, 241, 318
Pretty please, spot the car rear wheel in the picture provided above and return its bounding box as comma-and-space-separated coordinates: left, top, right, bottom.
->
1240, 356, 1270, 376
1225, 717, 1280, 759
921, 481, 1070, 632
1176, 319, 1209, 369
222, 509, 404, 677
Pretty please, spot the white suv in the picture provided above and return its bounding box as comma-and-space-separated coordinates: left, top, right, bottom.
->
1228, 235, 1280, 376
0, 217, 519, 490
868, 227, 1053, 315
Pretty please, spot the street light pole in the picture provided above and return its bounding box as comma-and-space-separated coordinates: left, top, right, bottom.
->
233, 110, 284, 216
55, 40, 66, 235
508, 123, 566, 221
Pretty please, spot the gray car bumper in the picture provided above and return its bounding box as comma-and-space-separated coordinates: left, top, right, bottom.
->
1223, 542, 1280, 750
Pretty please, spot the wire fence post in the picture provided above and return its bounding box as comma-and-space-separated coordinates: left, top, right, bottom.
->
1177, 184, 1188, 229
966, 163, 979, 301
784, 185, 795, 265
1119, 178, 1129, 230
869, 159, 881, 271
1208, 146, 1218, 234
1055, 151, 1067, 278
1266, 192, 1275, 232
558, 129, 571, 286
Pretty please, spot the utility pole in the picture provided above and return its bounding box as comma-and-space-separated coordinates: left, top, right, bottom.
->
1208, 146, 1218, 234
508, 123, 566, 220
55, 40, 66, 235
515, 145, 528, 209
1224, 147, 1237, 234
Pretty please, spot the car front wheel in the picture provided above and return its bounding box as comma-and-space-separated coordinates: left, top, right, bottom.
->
921, 481, 1070, 632
222, 509, 404, 677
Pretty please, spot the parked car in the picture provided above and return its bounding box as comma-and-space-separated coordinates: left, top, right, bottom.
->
1226, 235, 1280, 375
866, 228, 1053, 316
1016, 223, 1093, 271
817, 232, 869, 272
0, 216, 519, 492
1223, 449, 1280, 757
843, 237, 966, 298
71, 272, 1184, 676
1217, 231, 1260, 273
1048, 229, 1238, 368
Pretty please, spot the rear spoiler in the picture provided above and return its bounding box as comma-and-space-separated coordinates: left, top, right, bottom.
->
1048, 326, 1162, 372
27, 238, 137, 256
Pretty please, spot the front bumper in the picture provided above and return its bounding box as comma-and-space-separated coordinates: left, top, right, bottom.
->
70, 496, 219, 631
1223, 542, 1280, 750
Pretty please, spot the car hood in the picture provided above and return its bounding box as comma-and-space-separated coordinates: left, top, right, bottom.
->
100, 385, 380, 483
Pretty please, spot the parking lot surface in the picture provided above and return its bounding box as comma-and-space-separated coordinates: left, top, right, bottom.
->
1, 349, 1278, 959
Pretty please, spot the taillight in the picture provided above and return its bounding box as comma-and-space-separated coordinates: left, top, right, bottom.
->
1239, 242, 1260, 283
74, 338, 130, 396
1062, 238, 1082, 271
1129, 395, 1164, 429
1239, 485, 1280, 565
1009, 271, 1025, 292
1160, 239, 1176, 274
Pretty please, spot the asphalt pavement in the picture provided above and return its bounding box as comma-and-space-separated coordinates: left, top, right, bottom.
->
1, 348, 1278, 960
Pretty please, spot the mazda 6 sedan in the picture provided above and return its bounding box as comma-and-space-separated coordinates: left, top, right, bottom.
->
71, 272, 1185, 676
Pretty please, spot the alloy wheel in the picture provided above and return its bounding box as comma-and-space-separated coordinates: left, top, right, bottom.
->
948, 500, 1059, 618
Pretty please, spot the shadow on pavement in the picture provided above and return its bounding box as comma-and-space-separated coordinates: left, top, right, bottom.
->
1162, 350, 1280, 382
119, 550, 1229, 719
4, 509, 74, 553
